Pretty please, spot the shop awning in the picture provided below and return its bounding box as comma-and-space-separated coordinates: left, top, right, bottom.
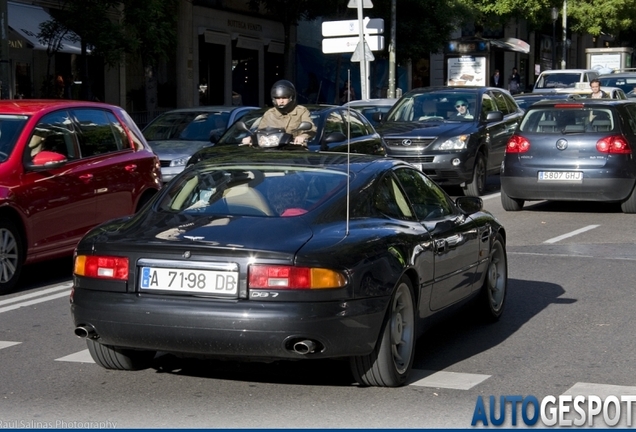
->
8, 1, 83, 55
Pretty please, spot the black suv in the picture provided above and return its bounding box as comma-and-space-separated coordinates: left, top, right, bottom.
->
375, 86, 524, 196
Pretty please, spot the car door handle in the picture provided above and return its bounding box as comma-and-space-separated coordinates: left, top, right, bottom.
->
434, 239, 446, 254
125, 164, 137, 172
79, 174, 93, 183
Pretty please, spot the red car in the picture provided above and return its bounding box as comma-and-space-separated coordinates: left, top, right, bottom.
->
0, 100, 162, 294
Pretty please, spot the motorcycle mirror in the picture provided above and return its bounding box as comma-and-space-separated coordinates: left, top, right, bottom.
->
235, 121, 250, 133
295, 121, 313, 132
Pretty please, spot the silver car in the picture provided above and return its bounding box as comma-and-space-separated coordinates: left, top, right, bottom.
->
143, 106, 258, 182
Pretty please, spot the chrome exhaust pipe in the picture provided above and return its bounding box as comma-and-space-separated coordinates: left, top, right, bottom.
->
293, 339, 317, 355
74, 325, 98, 339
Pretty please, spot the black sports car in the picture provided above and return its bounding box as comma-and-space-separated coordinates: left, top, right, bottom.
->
71, 151, 508, 387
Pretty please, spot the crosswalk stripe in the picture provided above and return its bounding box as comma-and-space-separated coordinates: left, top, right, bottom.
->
0, 290, 71, 314
0, 341, 21, 349
55, 349, 94, 363
563, 382, 636, 397
409, 369, 491, 389
0, 283, 72, 307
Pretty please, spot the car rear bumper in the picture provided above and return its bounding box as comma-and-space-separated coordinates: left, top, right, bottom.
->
71, 288, 388, 360
501, 174, 636, 201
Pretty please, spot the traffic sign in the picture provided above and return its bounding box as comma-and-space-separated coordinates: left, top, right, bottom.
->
322, 35, 385, 54
351, 41, 375, 62
322, 17, 384, 37
347, 0, 373, 8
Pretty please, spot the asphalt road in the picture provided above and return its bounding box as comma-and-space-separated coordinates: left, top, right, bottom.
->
1, 178, 635, 429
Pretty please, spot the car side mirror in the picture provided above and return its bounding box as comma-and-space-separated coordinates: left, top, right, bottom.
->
26, 150, 67, 171
455, 196, 483, 215
485, 111, 504, 122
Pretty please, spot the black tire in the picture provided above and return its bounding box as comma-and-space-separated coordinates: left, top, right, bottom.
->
621, 185, 636, 213
500, 187, 524, 211
463, 153, 487, 197
477, 232, 508, 322
0, 218, 24, 295
86, 339, 156, 371
350, 277, 416, 387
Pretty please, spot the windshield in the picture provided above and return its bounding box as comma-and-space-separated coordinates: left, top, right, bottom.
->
519, 107, 615, 134
535, 73, 582, 89
158, 165, 347, 218
0, 115, 28, 162
599, 76, 636, 97
143, 111, 230, 141
386, 92, 477, 122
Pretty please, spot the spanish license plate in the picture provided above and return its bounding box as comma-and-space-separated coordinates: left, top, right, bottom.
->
140, 266, 239, 296
538, 171, 583, 181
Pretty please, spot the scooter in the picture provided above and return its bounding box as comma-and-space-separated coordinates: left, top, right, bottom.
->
236, 121, 313, 150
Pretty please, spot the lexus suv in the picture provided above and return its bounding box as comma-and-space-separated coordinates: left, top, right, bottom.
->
375, 86, 524, 196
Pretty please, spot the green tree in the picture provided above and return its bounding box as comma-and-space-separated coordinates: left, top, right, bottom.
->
37, 20, 71, 97
123, 0, 179, 116
462, 0, 636, 42
247, 0, 343, 79
46, 0, 129, 100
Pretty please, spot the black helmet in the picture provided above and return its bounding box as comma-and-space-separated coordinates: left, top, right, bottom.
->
270, 79, 297, 114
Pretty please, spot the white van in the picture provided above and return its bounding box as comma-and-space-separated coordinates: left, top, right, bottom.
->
532, 69, 600, 93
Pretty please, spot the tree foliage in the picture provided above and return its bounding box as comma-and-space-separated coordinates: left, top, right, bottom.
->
462, 0, 636, 40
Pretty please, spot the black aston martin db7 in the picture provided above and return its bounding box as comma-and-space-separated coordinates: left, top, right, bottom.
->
71, 150, 508, 387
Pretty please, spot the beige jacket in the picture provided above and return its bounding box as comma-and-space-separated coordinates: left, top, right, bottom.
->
259, 105, 317, 142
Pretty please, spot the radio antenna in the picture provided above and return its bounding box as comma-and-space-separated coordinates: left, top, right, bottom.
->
345, 70, 351, 236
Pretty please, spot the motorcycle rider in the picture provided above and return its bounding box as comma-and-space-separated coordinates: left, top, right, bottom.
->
242, 80, 316, 146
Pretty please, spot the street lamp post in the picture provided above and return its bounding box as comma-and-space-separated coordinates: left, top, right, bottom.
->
562, 0, 567, 69
551, 7, 559, 70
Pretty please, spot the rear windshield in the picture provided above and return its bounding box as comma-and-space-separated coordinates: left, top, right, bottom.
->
519, 107, 615, 133
158, 165, 348, 217
144, 111, 230, 141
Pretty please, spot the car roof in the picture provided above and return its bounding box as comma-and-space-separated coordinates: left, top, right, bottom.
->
599, 72, 636, 78
528, 98, 628, 108
163, 106, 259, 114
538, 69, 598, 74
344, 98, 397, 107
404, 86, 505, 96
0, 99, 122, 115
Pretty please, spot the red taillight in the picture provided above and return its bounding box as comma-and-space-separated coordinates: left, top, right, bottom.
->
596, 135, 632, 154
506, 135, 530, 153
248, 265, 346, 290
74, 255, 129, 280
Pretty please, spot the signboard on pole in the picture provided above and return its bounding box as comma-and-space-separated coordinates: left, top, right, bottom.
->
322, 35, 384, 54
322, 18, 384, 37
347, 0, 373, 8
